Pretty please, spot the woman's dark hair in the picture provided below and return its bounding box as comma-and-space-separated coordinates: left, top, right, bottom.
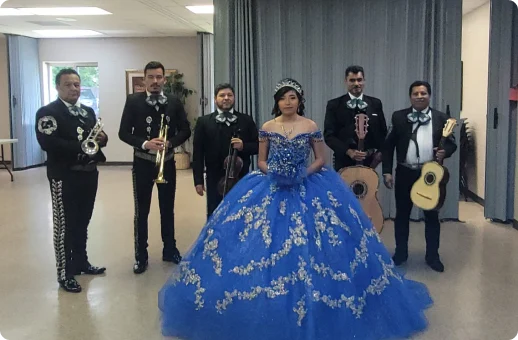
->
271, 81, 305, 117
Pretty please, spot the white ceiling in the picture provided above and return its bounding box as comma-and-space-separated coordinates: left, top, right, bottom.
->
0, 0, 214, 38
0, 0, 490, 39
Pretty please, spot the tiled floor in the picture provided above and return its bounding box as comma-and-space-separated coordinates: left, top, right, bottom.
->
0, 166, 517, 340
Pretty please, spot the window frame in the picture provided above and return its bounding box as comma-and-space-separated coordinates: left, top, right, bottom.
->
42, 62, 99, 106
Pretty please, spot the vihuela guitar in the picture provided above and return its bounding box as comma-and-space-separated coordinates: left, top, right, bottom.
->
338, 113, 384, 233
410, 118, 457, 211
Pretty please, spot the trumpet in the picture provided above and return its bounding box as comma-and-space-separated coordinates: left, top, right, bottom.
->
154, 114, 169, 184
81, 118, 104, 155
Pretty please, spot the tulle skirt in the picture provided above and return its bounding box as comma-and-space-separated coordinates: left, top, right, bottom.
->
158, 167, 432, 340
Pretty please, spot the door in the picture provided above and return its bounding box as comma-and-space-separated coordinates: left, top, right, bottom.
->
484, 0, 517, 222
7, 35, 45, 169
198, 32, 214, 117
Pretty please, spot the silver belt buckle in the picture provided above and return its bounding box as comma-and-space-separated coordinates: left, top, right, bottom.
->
401, 162, 420, 169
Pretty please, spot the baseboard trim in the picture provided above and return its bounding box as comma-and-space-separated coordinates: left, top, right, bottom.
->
6, 161, 191, 168
466, 190, 484, 206
384, 217, 462, 223
99, 161, 194, 168
487, 218, 514, 227
13, 163, 45, 171
100, 162, 133, 166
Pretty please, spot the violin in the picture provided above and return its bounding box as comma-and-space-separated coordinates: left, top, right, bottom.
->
217, 129, 244, 197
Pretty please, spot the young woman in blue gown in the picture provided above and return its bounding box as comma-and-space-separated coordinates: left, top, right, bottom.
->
158, 78, 433, 340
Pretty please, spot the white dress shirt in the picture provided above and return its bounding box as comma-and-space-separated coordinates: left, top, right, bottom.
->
147, 90, 164, 96
60, 97, 81, 109
348, 92, 364, 101
217, 107, 234, 114
405, 107, 434, 165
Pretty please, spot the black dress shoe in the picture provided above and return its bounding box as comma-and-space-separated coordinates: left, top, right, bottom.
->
59, 278, 82, 293
392, 252, 408, 266
163, 252, 182, 264
76, 264, 106, 275
133, 260, 148, 274
163, 248, 182, 264
426, 257, 444, 272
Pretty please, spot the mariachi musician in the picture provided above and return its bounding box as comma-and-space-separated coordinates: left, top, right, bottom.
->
323, 65, 387, 233
118, 61, 191, 274
192, 83, 259, 218
382, 80, 457, 273
35, 68, 107, 293
324, 65, 387, 170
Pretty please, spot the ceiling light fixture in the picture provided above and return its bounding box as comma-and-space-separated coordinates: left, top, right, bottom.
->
0, 8, 28, 16
33, 29, 103, 38
186, 5, 214, 14
18, 7, 112, 16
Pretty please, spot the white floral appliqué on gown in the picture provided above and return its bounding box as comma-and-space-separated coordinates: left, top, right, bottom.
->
158, 130, 432, 340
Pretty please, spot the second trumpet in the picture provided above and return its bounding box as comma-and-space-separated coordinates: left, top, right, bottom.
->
154, 114, 169, 184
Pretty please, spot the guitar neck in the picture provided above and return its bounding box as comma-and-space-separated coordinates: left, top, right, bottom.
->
436, 136, 446, 165
435, 117, 456, 165
438, 137, 445, 150
356, 139, 365, 165
358, 139, 365, 152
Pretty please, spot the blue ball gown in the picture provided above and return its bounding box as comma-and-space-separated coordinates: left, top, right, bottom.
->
158, 130, 432, 340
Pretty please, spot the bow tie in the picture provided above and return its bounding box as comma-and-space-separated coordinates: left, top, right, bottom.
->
68, 105, 87, 117
407, 110, 431, 124
216, 111, 237, 126
146, 94, 168, 107
346, 98, 368, 110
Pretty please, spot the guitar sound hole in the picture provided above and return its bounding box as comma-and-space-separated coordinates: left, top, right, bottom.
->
424, 173, 436, 185
351, 181, 367, 198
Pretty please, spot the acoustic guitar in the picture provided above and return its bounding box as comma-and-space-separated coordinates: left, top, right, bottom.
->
410, 118, 457, 211
339, 113, 384, 233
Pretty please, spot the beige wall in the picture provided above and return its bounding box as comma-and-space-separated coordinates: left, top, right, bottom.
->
461, 2, 490, 199
0, 34, 11, 161
38, 37, 199, 162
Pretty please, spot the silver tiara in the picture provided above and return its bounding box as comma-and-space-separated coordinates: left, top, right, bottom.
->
274, 79, 303, 95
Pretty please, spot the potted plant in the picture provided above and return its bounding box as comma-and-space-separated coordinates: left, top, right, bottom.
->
163, 72, 196, 169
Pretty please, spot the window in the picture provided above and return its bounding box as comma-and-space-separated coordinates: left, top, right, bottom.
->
43, 62, 99, 115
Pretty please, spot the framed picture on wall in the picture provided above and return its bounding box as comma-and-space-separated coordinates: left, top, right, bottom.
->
125, 69, 177, 95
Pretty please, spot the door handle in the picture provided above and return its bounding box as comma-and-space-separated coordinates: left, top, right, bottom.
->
12, 96, 17, 108
199, 97, 208, 106
493, 108, 498, 129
